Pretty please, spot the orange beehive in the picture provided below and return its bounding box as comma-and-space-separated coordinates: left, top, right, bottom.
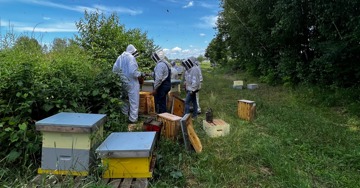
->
237, 99, 256, 121
157, 113, 182, 141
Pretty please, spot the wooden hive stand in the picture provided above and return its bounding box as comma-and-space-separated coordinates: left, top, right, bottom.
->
29, 174, 150, 188
237, 99, 256, 121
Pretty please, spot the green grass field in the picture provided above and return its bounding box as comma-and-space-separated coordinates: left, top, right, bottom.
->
3, 61, 360, 187
152, 61, 360, 187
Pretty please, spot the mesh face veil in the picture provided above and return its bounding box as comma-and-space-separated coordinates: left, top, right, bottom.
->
151, 50, 165, 63
151, 52, 161, 63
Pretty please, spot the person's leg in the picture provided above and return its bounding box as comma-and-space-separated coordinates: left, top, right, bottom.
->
128, 86, 139, 123
196, 92, 201, 113
185, 91, 191, 114
120, 91, 129, 116
191, 92, 198, 118
154, 92, 160, 114
158, 88, 168, 113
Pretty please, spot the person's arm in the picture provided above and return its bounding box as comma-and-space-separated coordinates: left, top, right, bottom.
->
112, 57, 121, 75
129, 57, 142, 79
153, 63, 168, 90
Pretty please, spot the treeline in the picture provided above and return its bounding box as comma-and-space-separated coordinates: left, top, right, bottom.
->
206, 0, 360, 87
0, 11, 157, 170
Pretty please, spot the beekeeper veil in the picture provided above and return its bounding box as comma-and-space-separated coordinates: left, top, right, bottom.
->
151, 50, 165, 63
182, 58, 194, 71
126, 44, 139, 57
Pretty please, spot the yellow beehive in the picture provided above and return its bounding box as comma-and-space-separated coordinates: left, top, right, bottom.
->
96, 132, 156, 178
237, 99, 256, 121
101, 156, 153, 178
157, 113, 182, 141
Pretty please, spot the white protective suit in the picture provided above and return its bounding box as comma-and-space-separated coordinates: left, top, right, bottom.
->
190, 57, 203, 113
170, 61, 179, 79
112, 44, 142, 123
183, 59, 201, 93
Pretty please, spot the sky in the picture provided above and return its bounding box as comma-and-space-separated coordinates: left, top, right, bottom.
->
0, 0, 221, 59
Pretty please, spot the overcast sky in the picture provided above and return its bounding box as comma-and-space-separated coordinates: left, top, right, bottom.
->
0, 0, 220, 59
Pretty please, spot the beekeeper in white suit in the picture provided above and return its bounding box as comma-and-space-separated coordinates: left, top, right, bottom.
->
182, 58, 201, 118
112, 44, 144, 123
192, 57, 203, 114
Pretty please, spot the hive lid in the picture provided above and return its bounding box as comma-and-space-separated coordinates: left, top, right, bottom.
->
143, 80, 154, 85
171, 79, 181, 84
35, 112, 107, 133
158, 112, 182, 121
96, 132, 156, 158
238, 99, 255, 104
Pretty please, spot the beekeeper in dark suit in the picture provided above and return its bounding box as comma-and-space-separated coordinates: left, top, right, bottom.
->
151, 50, 171, 113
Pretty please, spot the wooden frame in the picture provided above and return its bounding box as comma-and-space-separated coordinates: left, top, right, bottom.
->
180, 114, 202, 153
171, 95, 185, 117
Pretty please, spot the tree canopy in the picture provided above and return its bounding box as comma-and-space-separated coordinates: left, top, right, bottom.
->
206, 0, 360, 87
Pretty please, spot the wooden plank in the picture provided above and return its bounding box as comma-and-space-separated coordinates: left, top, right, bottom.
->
132, 178, 149, 188
108, 179, 122, 188
180, 114, 191, 151
120, 178, 133, 188
180, 113, 202, 153
101, 178, 111, 184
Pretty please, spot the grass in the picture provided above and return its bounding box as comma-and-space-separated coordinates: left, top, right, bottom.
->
2, 61, 360, 187
152, 61, 360, 187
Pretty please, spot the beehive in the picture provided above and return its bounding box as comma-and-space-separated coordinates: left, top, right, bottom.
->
237, 100, 256, 121
202, 119, 230, 137
142, 80, 154, 92
233, 80, 244, 89
139, 91, 155, 115
35, 112, 106, 176
170, 79, 181, 93
96, 132, 156, 178
247, 84, 258, 89
157, 113, 182, 141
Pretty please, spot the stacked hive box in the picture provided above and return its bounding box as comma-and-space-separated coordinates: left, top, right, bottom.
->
139, 91, 155, 115
157, 112, 182, 141
96, 132, 156, 178
142, 80, 154, 92
237, 100, 256, 121
35, 112, 107, 176
170, 79, 181, 93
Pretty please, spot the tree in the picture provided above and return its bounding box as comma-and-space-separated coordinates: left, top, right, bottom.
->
51, 38, 68, 52
206, 0, 360, 87
75, 11, 158, 71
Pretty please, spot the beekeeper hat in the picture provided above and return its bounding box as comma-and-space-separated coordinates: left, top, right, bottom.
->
151, 50, 165, 63
186, 58, 195, 68
189, 56, 198, 65
126, 44, 139, 57
182, 59, 193, 71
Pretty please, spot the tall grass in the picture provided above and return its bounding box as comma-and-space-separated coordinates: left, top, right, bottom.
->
157, 61, 360, 187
